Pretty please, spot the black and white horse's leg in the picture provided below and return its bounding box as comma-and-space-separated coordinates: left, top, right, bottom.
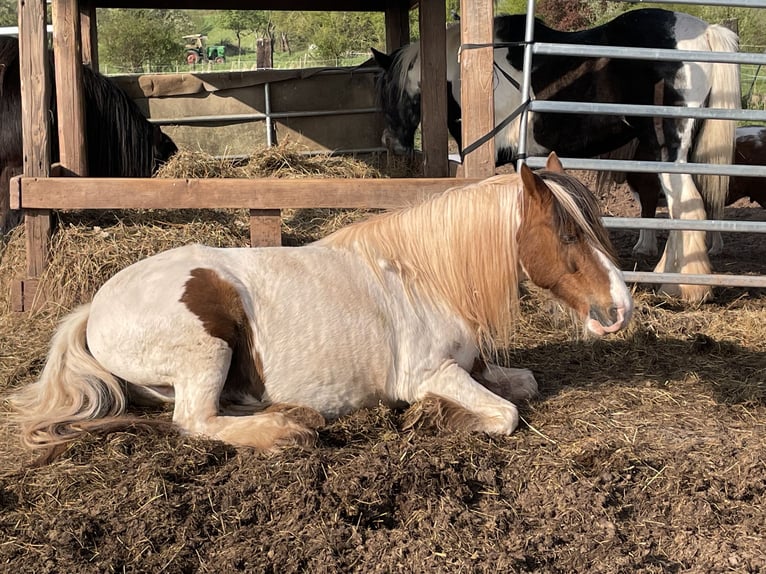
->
653, 115, 713, 301
626, 167, 662, 258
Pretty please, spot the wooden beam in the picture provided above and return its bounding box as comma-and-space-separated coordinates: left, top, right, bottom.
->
80, 1, 99, 70
419, 0, 448, 177
18, 0, 52, 290
459, 0, 495, 178
52, 0, 88, 177
12, 177, 483, 210
91, 0, 388, 10
384, 0, 410, 51
250, 209, 282, 247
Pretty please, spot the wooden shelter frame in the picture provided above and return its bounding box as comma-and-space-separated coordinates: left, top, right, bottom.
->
10, 0, 496, 311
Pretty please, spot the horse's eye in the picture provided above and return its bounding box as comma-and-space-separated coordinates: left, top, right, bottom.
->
561, 234, 578, 244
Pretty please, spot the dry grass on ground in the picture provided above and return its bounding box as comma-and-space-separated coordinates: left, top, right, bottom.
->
1, 147, 765, 573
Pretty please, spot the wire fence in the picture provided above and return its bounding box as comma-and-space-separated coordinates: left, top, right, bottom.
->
100, 52, 371, 76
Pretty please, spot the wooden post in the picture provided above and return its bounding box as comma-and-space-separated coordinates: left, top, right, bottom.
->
384, 0, 410, 51
17, 0, 53, 311
419, 0, 448, 177
459, 0, 495, 178
80, 1, 99, 71
52, 0, 88, 177
249, 209, 282, 246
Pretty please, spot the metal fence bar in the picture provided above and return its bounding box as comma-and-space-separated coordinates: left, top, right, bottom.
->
533, 42, 766, 66
621, 272, 766, 288
528, 100, 766, 123
603, 217, 766, 233
150, 107, 382, 126
525, 156, 766, 177
617, 0, 764, 8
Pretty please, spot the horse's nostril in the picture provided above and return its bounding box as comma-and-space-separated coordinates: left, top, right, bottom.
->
589, 305, 621, 327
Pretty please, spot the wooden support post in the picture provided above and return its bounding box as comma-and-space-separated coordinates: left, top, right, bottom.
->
249, 209, 282, 247
52, 0, 88, 177
80, 1, 99, 71
18, 0, 53, 311
384, 0, 410, 51
419, 0, 448, 177
459, 0, 495, 178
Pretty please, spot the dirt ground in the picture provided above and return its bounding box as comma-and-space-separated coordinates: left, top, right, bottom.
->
1, 169, 765, 574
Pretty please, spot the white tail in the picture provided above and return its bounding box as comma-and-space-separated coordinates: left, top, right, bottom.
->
10, 304, 127, 449
691, 24, 741, 221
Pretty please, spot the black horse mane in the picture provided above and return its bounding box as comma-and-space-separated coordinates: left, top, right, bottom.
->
0, 36, 176, 177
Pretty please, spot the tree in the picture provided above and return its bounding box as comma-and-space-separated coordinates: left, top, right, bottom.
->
215, 10, 273, 56
0, 0, 16, 26
97, 9, 191, 73
300, 12, 383, 62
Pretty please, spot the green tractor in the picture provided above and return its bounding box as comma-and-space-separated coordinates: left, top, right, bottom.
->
183, 34, 226, 65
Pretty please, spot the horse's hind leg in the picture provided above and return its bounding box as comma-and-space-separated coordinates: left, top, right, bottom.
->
170, 345, 321, 450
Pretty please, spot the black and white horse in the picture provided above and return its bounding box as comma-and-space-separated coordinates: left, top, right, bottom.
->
0, 36, 177, 232
372, 9, 741, 302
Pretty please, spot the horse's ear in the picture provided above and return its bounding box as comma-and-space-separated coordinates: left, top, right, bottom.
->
545, 152, 565, 173
520, 162, 552, 203
371, 47, 392, 70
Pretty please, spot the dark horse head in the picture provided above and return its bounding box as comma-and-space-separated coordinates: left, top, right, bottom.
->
371, 46, 421, 155
372, 43, 463, 157
0, 36, 177, 180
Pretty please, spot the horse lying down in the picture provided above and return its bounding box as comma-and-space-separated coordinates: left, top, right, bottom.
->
12, 154, 632, 457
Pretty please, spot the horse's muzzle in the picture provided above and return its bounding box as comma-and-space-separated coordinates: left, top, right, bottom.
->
586, 305, 630, 336
382, 129, 413, 156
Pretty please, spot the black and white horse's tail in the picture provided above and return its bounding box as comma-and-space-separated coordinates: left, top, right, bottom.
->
691, 23, 740, 223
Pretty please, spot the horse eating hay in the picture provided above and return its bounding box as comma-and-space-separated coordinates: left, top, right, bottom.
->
11, 154, 632, 455
0, 36, 178, 232
372, 8, 740, 302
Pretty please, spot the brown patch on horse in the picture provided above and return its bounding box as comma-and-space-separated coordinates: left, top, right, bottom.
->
518, 165, 615, 319
402, 394, 486, 432
180, 268, 264, 402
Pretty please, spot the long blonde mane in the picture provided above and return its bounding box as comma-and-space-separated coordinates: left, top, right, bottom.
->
318, 175, 523, 348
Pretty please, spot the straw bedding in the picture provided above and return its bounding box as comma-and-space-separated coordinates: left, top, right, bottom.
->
1, 144, 764, 573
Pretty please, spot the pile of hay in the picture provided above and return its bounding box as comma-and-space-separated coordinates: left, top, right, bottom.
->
155, 141, 421, 180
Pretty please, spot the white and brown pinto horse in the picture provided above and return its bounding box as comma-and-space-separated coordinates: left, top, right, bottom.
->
13, 155, 632, 456
372, 8, 740, 302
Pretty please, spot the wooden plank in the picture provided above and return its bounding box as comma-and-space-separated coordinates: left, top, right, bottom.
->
419, 0, 448, 177
19, 0, 52, 281
10, 279, 40, 313
250, 209, 282, 247
459, 0, 495, 178
13, 177, 483, 210
91, 0, 388, 10
80, 2, 99, 71
384, 0, 410, 51
52, 0, 88, 177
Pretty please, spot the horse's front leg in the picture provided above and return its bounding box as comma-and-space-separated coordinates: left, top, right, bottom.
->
402, 362, 521, 435
472, 361, 538, 403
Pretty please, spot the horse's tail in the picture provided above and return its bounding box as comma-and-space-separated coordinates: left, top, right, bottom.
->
691, 23, 740, 221
10, 304, 128, 450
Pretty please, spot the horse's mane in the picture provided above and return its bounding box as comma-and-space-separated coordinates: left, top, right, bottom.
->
319, 171, 613, 348
0, 36, 170, 177
537, 170, 617, 263
387, 42, 420, 104
81, 68, 156, 177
